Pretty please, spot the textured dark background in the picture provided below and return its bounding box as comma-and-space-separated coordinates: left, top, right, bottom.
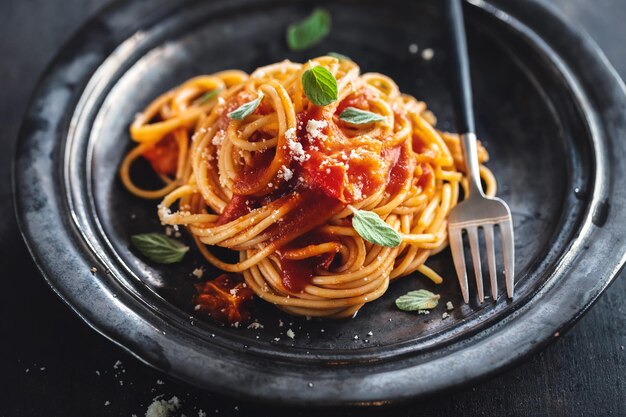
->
1, 0, 625, 416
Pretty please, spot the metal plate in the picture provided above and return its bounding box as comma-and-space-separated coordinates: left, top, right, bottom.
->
14, 0, 626, 405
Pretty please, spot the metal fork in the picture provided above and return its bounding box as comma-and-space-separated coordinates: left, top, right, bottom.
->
445, 0, 515, 303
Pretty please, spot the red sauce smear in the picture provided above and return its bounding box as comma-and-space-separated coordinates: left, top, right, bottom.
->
385, 144, 415, 195
278, 232, 340, 293
233, 144, 275, 194
298, 106, 385, 203
216, 195, 257, 225
194, 274, 254, 325
416, 163, 432, 191
264, 190, 343, 249
142, 135, 178, 176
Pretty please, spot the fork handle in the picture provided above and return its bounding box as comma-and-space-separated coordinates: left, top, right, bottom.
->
445, 0, 485, 197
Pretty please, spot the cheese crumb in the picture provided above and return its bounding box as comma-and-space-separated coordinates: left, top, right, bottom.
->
192, 267, 204, 279
277, 165, 293, 181
286, 329, 295, 339
211, 130, 226, 146
286, 132, 310, 163
145, 396, 180, 417
104, 401, 110, 406
284, 127, 296, 140
247, 322, 264, 330
422, 48, 434, 60
442, 312, 450, 319
446, 301, 454, 311
306, 119, 328, 142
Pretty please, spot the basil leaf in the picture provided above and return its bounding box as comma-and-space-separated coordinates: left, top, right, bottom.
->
302, 66, 338, 106
196, 87, 224, 105
395, 290, 440, 312
228, 92, 264, 120
339, 107, 386, 124
328, 52, 351, 62
286, 8, 331, 51
349, 206, 402, 247
131, 233, 189, 264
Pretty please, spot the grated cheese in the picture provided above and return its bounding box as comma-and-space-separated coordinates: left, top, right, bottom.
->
277, 165, 293, 181
306, 119, 327, 142
211, 130, 226, 146
287, 135, 310, 163
144, 396, 180, 417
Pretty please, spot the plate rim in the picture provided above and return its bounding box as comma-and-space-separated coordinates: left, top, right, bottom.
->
13, 0, 626, 405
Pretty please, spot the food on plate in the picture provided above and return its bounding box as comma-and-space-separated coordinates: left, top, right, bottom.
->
120, 56, 496, 320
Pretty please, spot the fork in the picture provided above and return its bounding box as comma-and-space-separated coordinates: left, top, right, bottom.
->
445, 0, 515, 303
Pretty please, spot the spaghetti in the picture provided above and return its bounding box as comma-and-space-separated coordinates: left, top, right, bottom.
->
120, 56, 496, 319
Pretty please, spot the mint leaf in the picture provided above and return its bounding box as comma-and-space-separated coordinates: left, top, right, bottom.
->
302, 66, 337, 106
339, 107, 386, 124
395, 290, 440, 312
328, 52, 351, 61
228, 93, 264, 120
286, 8, 331, 51
131, 233, 189, 264
349, 206, 401, 247
196, 87, 224, 105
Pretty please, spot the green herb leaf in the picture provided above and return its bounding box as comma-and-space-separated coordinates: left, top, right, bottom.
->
196, 87, 224, 104
327, 52, 351, 61
395, 289, 440, 312
339, 107, 386, 124
302, 66, 338, 106
228, 92, 264, 120
286, 8, 331, 51
349, 206, 402, 247
131, 233, 189, 264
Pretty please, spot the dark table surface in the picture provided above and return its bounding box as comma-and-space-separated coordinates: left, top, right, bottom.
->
2, 0, 625, 416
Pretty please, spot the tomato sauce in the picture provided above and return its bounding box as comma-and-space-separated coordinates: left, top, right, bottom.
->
142, 135, 178, 176
385, 145, 414, 196
194, 274, 255, 325
278, 232, 340, 293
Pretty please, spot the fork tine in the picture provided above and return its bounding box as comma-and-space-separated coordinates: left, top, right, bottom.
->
499, 219, 515, 298
483, 225, 498, 300
466, 226, 484, 303
449, 227, 469, 303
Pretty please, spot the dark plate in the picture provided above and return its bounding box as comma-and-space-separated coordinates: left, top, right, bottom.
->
13, 0, 626, 406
